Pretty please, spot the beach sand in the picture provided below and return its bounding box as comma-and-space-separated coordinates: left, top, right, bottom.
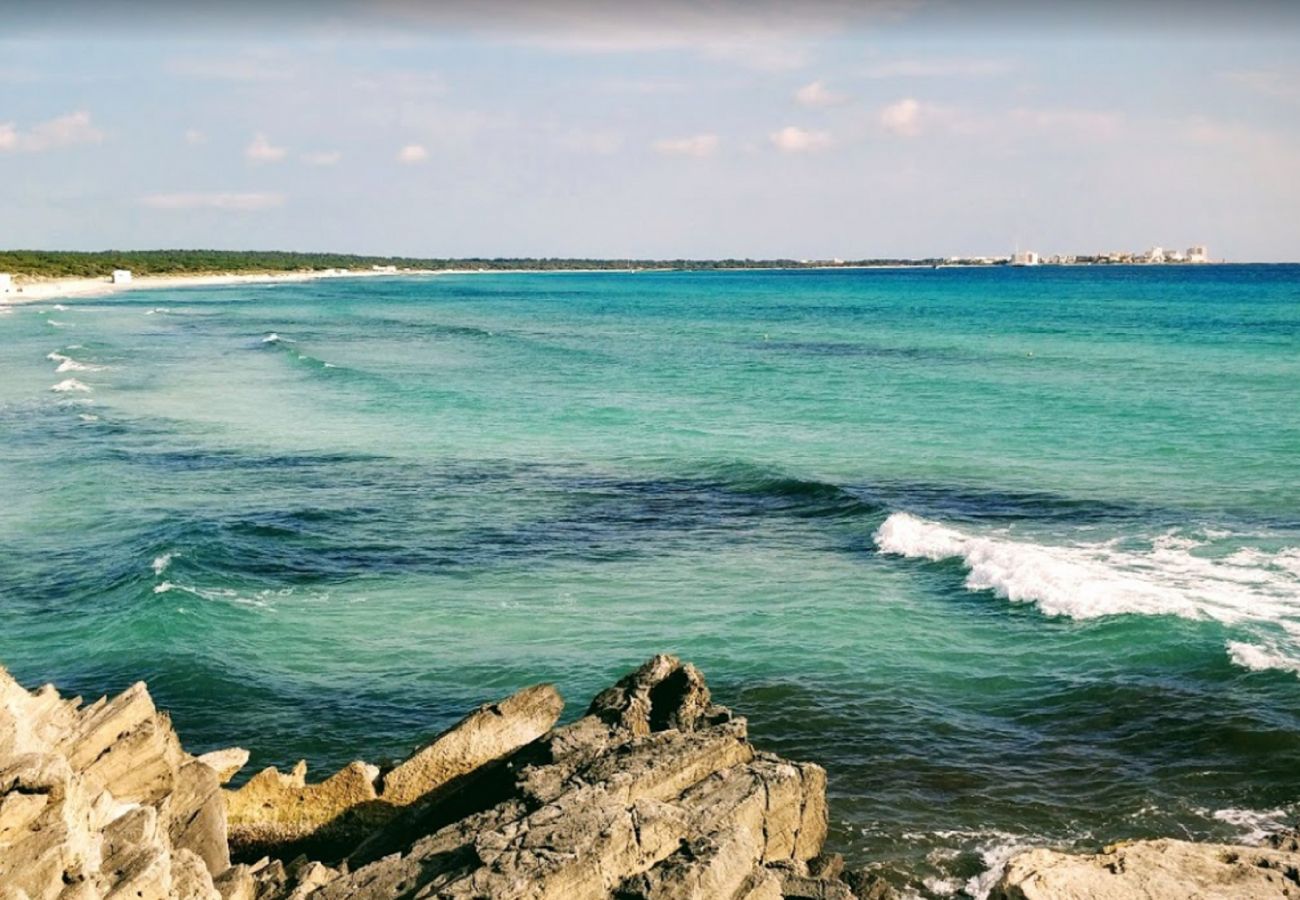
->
0, 268, 440, 306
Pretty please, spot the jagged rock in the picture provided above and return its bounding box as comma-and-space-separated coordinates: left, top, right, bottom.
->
992, 837, 1300, 899
225, 683, 563, 861
0, 666, 227, 899
5, 655, 856, 900
588, 654, 727, 736
380, 683, 563, 806
842, 868, 899, 900
199, 748, 251, 785
225, 759, 381, 859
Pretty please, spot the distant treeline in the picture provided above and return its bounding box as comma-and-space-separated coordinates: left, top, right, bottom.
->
0, 250, 946, 278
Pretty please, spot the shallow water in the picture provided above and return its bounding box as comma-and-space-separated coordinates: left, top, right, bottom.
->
2, 266, 1298, 896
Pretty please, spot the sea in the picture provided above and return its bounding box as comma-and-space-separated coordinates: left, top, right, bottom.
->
2, 265, 1298, 897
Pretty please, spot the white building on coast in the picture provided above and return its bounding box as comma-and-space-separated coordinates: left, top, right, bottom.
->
111, 269, 132, 284
1187, 245, 1209, 263
1011, 250, 1040, 266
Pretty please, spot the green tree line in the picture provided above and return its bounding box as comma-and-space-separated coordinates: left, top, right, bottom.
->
0, 250, 944, 278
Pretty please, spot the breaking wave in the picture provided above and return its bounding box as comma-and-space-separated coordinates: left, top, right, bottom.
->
51, 378, 91, 393
875, 511, 1300, 673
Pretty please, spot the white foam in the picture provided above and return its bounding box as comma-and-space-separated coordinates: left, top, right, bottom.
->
876, 512, 1300, 674
1226, 641, 1300, 676
153, 582, 173, 594
55, 357, 103, 373
145, 307, 170, 315
51, 378, 91, 393
52, 303, 68, 311
78, 413, 99, 422
1212, 806, 1294, 844
46, 319, 69, 327
875, 512, 1300, 624
151, 553, 175, 576
963, 833, 1039, 900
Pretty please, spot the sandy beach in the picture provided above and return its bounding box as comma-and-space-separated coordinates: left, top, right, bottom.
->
0, 268, 443, 306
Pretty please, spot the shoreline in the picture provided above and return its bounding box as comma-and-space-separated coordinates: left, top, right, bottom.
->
2, 261, 1263, 306
0, 267, 450, 306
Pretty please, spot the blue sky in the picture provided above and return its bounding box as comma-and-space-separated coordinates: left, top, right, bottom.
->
2, 2, 1298, 260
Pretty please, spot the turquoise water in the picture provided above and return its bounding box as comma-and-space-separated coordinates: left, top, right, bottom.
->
2, 266, 1299, 896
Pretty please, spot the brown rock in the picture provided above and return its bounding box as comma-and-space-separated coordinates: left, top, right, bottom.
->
993, 838, 1300, 900
587, 654, 725, 736
380, 683, 563, 807
198, 748, 251, 785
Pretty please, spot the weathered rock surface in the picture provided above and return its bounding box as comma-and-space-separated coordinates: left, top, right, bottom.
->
992, 837, 1300, 899
3, 654, 860, 899
0, 665, 228, 899
41, 653, 1300, 899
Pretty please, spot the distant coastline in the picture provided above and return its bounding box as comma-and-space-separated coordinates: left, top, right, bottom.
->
0, 249, 1267, 306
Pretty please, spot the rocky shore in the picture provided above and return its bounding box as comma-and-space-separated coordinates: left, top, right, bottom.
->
3, 655, 1298, 899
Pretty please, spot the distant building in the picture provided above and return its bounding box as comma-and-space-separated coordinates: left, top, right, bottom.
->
1187, 245, 1209, 263
371, 265, 398, 273
0, 273, 11, 293
1146, 246, 1166, 263
1011, 250, 1040, 267
111, 269, 133, 284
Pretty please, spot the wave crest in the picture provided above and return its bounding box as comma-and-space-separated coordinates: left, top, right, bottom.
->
875, 512, 1300, 674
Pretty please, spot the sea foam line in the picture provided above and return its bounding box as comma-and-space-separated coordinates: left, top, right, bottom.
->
874, 511, 1300, 674
51, 378, 91, 393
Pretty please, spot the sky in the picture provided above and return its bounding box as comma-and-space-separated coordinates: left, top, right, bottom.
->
2, 1, 1299, 260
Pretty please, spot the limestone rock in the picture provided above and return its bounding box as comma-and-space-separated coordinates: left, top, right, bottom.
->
225, 760, 381, 859
198, 748, 251, 785
0, 665, 226, 899
226, 683, 563, 861
380, 682, 563, 806
587, 654, 727, 736
993, 837, 1300, 900
5, 655, 856, 900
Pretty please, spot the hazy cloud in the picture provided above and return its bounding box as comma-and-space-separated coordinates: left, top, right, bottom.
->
245, 133, 287, 163
184, 128, 207, 145
770, 125, 832, 152
879, 98, 922, 136
1008, 107, 1121, 140
553, 129, 623, 155
1224, 69, 1300, 102
301, 150, 343, 165
865, 58, 1014, 78
0, 111, 103, 153
139, 192, 285, 211
794, 80, 845, 107
397, 143, 429, 163
652, 134, 719, 157
168, 55, 294, 82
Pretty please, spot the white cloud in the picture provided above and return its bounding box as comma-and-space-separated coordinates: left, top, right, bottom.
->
865, 58, 1013, 78
794, 80, 845, 107
770, 125, 832, 153
301, 150, 342, 166
184, 128, 207, 145
0, 111, 103, 153
139, 192, 285, 211
245, 133, 287, 163
879, 98, 922, 137
652, 134, 719, 157
397, 143, 429, 163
